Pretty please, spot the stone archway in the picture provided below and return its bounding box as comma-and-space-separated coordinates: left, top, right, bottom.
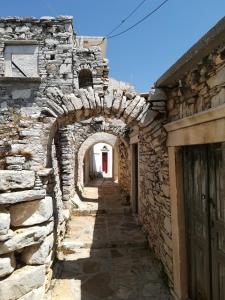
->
23, 86, 165, 171
0, 85, 169, 298
77, 132, 118, 188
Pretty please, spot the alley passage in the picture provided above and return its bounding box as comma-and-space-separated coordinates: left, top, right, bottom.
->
47, 180, 170, 300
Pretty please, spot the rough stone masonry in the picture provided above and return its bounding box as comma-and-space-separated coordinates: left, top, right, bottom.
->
0, 16, 170, 300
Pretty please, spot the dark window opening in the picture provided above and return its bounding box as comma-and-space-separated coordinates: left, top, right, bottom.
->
78, 69, 93, 89
50, 54, 55, 60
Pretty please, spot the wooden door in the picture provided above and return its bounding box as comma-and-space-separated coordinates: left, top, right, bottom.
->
183, 144, 225, 300
102, 152, 108, 173
183, 146, 211, 300
209, 144, 225, 300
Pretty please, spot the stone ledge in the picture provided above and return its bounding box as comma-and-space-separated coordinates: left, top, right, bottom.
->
4, 40, 38, 45
0, 77, 41, 83
0, 16, 73, 23
164, 103, 225, 132
0, 189, 46, 205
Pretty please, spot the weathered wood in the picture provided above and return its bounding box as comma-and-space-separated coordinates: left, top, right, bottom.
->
209, 143, 225, 300
183, 143, 225, 300
183, 146, 211, 300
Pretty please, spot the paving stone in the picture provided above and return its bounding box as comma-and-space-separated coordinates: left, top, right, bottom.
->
50, 180, 171, 300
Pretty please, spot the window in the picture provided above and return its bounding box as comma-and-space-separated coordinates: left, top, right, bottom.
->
78, 69, 93, 89
4, 44, 38, 77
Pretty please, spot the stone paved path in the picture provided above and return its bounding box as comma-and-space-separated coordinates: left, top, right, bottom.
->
46, 179, 171, 300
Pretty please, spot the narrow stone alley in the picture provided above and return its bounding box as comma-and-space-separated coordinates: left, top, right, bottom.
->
46, 179, 171, 300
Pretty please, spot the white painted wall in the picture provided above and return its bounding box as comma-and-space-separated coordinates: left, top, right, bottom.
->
92, 143, 113, 178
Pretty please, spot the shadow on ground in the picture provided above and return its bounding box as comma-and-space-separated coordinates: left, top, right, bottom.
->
47, 179, 171, 300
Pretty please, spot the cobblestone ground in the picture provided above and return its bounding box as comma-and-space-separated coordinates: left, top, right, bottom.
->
46, 179, 171, 300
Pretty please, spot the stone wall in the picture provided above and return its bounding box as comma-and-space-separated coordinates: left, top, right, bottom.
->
0, 169, 54, 299
56, 126, 76, 204
166, 42, 225, 121
118, 139, 131, 194
0, 16, 171, 300
138, 120, 173, 284
151, 26, 225, 293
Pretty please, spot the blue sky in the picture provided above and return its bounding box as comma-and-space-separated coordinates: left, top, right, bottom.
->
1, 1, 225, 91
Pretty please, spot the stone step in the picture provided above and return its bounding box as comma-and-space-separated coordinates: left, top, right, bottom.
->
61, 214, 148, 257
60, 237, 148, 253
72, 206, 132, 216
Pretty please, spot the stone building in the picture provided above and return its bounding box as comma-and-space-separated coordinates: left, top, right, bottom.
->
0, 14, 224, 300
157, 17, 225, 300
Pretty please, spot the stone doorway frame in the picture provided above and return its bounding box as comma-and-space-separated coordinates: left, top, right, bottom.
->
130, 134, 140, 214
77, 132, 118, 187
164, 103, 225, 300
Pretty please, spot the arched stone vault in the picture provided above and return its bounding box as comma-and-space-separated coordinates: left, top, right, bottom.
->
41, 86, 162, 129
31, 86, 166, 170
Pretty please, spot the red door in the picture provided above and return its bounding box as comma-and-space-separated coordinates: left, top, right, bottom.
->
102, 152, 108, 173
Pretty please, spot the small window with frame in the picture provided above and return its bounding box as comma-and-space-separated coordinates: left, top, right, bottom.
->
4, 43, 38, 78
